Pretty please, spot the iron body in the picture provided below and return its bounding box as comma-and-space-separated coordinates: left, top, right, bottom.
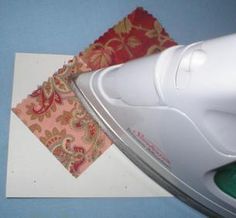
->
71, 34, 236, 217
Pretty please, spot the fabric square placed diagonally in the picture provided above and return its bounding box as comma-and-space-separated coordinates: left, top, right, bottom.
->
13, 7, 177, 177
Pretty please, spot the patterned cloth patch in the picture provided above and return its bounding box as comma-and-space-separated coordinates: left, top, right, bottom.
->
13, 7, 176, 177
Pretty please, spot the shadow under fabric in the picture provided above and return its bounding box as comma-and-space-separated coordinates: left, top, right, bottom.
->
13, 7, 176, 177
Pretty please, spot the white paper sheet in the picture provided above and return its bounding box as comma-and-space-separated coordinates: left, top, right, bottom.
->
6, 53, 171, 198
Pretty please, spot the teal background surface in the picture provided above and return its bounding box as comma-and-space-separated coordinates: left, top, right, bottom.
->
1, 0, 236, 217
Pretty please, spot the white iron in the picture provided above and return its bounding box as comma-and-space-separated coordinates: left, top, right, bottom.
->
72, 34, 236, 217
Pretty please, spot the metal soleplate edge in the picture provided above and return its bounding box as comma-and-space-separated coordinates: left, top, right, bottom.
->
70, 78, 218, 218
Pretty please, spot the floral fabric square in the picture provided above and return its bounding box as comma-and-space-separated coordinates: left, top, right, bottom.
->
13, 7, 176, 177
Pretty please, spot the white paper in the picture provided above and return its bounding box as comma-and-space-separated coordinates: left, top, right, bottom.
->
6, 53, 171, 198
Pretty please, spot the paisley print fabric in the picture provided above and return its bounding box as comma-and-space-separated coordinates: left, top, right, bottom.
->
13, 7, 176, 177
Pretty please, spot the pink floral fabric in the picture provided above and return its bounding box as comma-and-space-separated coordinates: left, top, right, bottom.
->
13, 7, 176, 177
